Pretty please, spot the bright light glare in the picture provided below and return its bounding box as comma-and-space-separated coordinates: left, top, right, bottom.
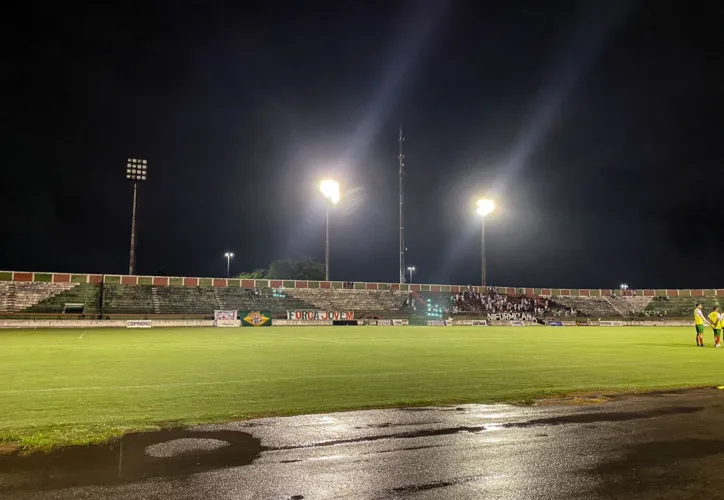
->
225, 252, 234, 258
320, 179, 340, 204
407, 266, 415, 271
476, 198, 495, 217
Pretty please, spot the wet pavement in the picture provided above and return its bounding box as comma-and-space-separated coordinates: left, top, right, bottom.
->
3, 388, 724, 499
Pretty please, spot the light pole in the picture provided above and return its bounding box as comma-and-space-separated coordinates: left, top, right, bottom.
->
407, 266, 415, 283
476, 198, 495, 287
320, 180, 340, 281
126, 158, 148, 275
225, 252, 234, 278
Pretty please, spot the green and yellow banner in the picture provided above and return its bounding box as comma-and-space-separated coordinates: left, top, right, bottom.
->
240, 310, 272, 327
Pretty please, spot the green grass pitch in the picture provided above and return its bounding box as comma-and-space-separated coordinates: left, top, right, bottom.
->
0, 325, 721, 449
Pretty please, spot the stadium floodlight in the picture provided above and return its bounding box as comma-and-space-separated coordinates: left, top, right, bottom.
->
126, 158, 148, 275
224, 252, 234, 278
320, 179, 341, 281
320, 179, 340, 205
407, 266, 416, 283
476, 198, 495, 287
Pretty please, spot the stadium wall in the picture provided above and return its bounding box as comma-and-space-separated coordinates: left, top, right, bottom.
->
1, 270, 722, 298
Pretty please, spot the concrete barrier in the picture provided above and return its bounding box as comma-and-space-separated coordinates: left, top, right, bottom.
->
0, 319, 214, 329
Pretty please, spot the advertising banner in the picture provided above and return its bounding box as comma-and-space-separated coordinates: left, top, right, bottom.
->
576, 320, 600, 326
214, 310, 239, 327
127, 320, 152, 329
599, 320, 623, 327
472, 320, 488, 326
377, 319, 393, 326
546, 321, 563, 326
427, 320, 447, 326
287, 310, 355, 321
487, 312, 535, 322
392, 319, 409, 326
510, 320, 525, 327
240, 310, 272, 327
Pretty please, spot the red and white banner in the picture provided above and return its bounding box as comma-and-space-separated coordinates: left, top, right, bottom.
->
287, 310, 355, 321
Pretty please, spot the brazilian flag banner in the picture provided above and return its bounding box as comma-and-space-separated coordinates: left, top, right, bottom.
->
240, 310, 272, 327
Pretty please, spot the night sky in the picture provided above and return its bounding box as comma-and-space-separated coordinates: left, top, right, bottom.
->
4, 1, 724, 289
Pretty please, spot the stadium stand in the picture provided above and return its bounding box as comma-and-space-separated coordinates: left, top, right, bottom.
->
0, 282, 79, 313
154, 286, 219, 314
217, 287, 315, 315
285, 289, 410, 318
24, 283, 101, 315
101, 284, 156, 315
607, 295, 653, 317
551, 296, 619, 317
1, 271, 719, 320
643, 296, 720, 317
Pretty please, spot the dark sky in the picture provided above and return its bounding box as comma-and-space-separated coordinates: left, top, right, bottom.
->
3, 0, 724, 289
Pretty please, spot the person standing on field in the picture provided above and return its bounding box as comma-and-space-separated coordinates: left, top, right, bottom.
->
695, 303, 712, 347
709, 306, 722, 348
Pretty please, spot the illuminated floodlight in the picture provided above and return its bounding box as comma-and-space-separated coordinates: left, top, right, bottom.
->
406, 266, 416, 282
224, 252, 234, 278
126, 158, 148, 181
476, 198, 495, 217
320, 179, 340, 204
620, 283, 629, 290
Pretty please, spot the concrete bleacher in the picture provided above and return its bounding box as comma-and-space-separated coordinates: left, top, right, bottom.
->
217, 288, 314, 315
101, 284, 156, 315
285, 289, 410, 318
24, 284, 101, 314
154, 286, 219, 314
643, 296, 720, 317
3, 276, 719, 320
0, 282, 79, 313
551, 296, 619, 317
607, 296, 653, 316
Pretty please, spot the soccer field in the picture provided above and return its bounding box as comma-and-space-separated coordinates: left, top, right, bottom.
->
0, 325, 720, 449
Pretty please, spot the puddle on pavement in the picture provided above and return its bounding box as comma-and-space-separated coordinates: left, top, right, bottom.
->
0, 428, 265, 491
504, 406, 704, 427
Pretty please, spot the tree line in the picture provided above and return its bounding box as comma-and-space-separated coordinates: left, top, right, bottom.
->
236, 257, 325, 280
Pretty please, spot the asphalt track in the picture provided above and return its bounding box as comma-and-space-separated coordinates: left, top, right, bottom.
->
4, 388, 724, 499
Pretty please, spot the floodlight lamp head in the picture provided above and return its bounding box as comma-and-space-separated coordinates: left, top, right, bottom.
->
320, 179, 340, 204
126, 158, 148, 181
476, 198, 495, 217
225, 252, 234, 258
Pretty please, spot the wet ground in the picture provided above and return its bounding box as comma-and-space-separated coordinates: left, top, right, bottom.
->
3, 388, 724, 499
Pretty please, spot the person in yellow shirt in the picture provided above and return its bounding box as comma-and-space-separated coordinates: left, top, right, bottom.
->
709, 306, 722, 348
695, 303, 711, 347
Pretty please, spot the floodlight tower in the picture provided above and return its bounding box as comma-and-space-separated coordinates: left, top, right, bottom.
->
476, 198, 495, 287
399, 127, 406, 284
407, 266, 415, 283
126, 158, 148, 275
224, 252, 234, 278
320, 179, 340, 281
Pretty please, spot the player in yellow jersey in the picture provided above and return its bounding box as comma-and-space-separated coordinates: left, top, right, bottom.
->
695, 303, 712, 347
709, 306, 722, 348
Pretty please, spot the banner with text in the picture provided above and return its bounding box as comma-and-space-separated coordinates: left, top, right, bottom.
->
487, 312, 535, 322
214, 310, 239, 327
127, 320, 152, 329
599, 320, 623, 327
240, 310, 272, 327
287, 310, 355, 321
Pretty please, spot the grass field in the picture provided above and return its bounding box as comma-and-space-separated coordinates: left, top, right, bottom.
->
0, 325, 721, 450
